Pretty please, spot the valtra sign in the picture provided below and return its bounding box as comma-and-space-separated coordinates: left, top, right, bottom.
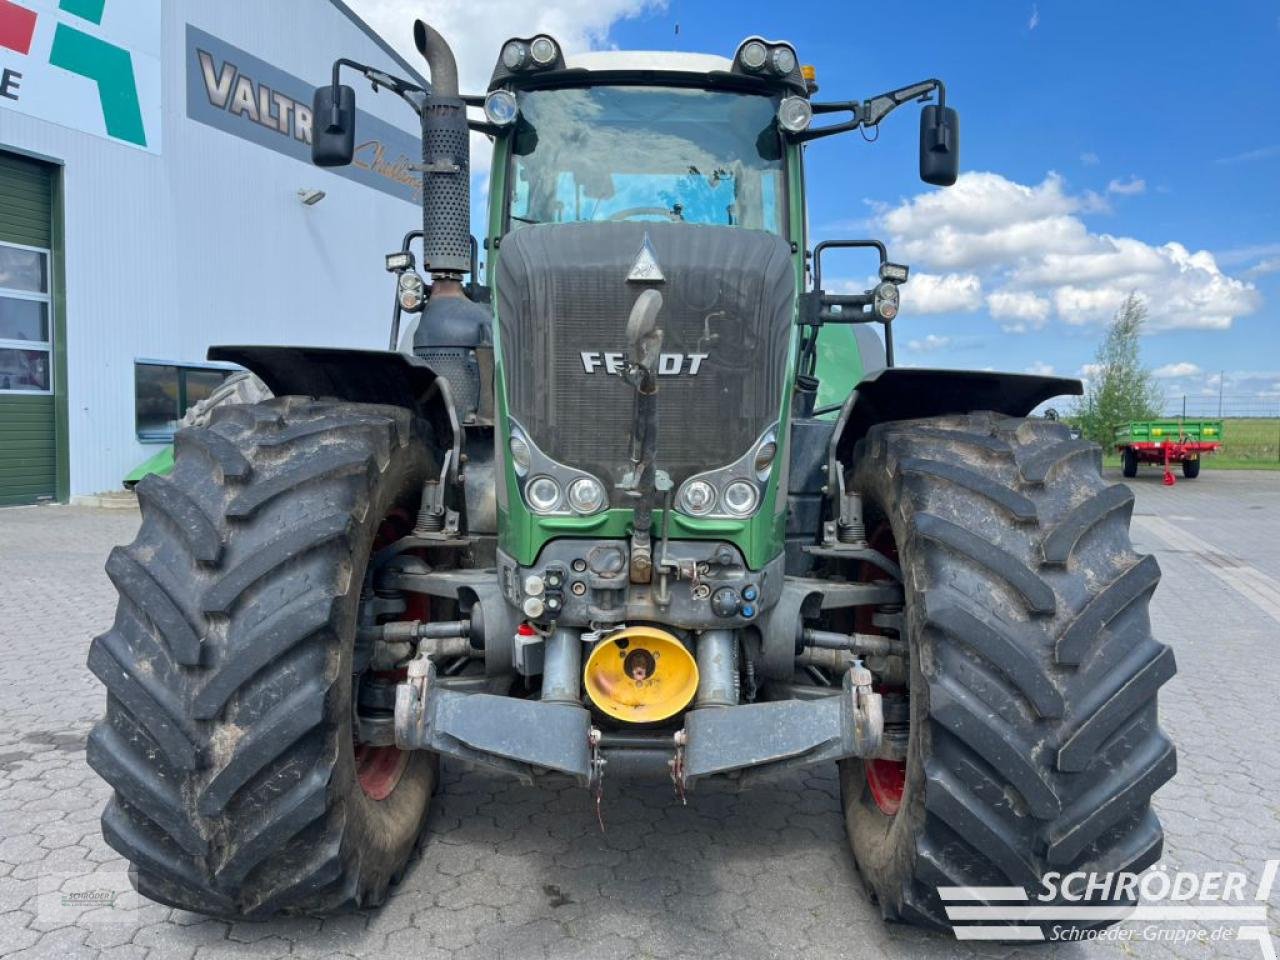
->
0, 0, 162, 152
185, 24, 421, 205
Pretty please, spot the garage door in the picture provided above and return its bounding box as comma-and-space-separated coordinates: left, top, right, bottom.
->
0, 152, 57, 506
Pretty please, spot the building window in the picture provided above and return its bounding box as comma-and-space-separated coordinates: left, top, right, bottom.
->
134, 360, 235, 441
0, 242, 52, 394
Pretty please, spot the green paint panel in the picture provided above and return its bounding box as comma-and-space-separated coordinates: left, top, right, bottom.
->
0, 153, 58, 507
0, 396, 56, 505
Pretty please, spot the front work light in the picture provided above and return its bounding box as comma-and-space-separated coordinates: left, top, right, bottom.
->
501, 40, 528, 70
739, 40, 768, 71
484, 89, 518, 126
530, 35, 558, 65
777, 97, 812, 133
770, 45, 797, 75
385, 251, 414, 272
879, 262, 910, 284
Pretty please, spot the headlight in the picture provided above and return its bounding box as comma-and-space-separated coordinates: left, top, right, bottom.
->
771, 45, 797, 75
397, 271, 425, 312
525, 476, 560, 513
529, 35, 558, 65
678, 479, 716, 516
753, 437, 778, 479
739, 40, 768, 71
484, 89, 518, 127
501, 40, 528, 70
722, 480, 759, 517
567, 476, 606, 515
873, 281, 899, 321
777, 97, 812, 133
508, 433, 531, 475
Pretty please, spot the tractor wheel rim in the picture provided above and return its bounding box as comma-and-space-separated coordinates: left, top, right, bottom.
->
865, 758, 906, 816
352, 511, 416, 802
355, 743, 409, 801
856, 520, 909, 818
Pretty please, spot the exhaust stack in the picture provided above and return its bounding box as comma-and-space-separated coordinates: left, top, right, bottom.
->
413, 21, 470, 281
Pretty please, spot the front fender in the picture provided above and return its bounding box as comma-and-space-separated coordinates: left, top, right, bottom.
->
208, 345, 459, 462
830, 367, 1081, 484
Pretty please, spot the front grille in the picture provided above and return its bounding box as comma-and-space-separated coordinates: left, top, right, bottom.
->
497, 222, 794, 499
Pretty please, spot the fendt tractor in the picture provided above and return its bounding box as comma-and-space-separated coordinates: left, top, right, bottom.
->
88, 19, 1177, 932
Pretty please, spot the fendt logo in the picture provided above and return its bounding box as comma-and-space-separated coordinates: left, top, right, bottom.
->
0, 0, 159, 151
580, 351, 708, 376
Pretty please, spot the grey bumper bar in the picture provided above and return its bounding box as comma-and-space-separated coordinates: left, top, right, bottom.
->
394, 657, 881, 787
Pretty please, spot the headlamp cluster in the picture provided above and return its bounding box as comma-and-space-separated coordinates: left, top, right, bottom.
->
674, 427, 777, 520
735, 38, 800, 78
509, 423, 608, 517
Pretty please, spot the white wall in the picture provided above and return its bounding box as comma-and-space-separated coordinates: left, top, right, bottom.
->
1, 0, 428, 495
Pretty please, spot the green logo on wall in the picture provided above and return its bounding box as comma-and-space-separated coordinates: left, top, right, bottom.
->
48, 0, 145, 145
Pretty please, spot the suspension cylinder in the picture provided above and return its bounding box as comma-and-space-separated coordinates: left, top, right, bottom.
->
541, 627, 582, 705
694, 629, 739, 708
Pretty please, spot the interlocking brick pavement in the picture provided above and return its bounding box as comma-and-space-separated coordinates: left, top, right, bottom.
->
0, 472, 1276, 959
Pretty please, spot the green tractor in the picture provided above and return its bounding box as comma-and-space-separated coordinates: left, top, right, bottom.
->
88, 21, 1176, 930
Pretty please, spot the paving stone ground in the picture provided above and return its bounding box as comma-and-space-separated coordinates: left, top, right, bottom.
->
0, 469, 1277, 959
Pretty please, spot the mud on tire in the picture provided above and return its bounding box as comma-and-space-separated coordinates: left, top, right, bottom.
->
839, 413, 1176, 932
88, 397, 438, 917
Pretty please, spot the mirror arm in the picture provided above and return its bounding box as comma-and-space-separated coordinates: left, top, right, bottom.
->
798, 78, 945, 143
859, 78, 944, 127
329, 58, 427, 118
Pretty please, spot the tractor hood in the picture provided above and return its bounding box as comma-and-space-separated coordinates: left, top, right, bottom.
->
495, 221, 794, 504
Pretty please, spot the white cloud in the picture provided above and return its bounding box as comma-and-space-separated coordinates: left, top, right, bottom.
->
1028, 4, 1040, 29
1077, 363, 1104, 379
1080, 152, 1100, 166
1246, 257, 1280, 277
901, 272, 983, 315
1025, 361, 1055, 375
345, 0, 661, 173
1216, 144, 1280, 165
906, 334, 953, 353
987, 290, 1050, 332
1153, 362, 1202, 379
875, 171, 1260, 332
1106, 176, 1146, 196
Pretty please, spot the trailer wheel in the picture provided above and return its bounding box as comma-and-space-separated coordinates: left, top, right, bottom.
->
1121, 446, 1138, 478
838, 413, 1175, 933
87, 398, 440, 917
1181, 457, 1200, 479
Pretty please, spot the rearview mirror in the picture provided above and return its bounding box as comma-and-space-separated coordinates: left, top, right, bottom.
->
312, 84, 356, 167
919, 105, 959, 186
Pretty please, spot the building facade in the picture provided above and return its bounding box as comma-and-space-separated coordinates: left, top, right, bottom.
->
0, 0, 427, 503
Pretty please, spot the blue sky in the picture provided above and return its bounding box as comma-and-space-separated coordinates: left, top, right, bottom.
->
356, 0, 1280, 412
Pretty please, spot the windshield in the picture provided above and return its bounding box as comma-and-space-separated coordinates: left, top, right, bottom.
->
507, 86, 785, 234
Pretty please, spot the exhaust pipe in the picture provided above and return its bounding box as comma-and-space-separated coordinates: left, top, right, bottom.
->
413, 20, 469, 281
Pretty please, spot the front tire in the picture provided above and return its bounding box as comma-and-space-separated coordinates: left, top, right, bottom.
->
88, 398, 438, 917
839, 414, 1175, 932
